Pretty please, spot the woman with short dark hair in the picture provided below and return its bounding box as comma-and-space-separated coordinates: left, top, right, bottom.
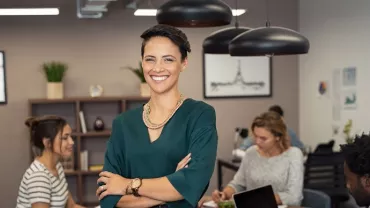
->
96, 24, 218, 208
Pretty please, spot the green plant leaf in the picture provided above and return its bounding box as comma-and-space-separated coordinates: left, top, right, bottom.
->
121, 60, 146, 83
42, 61, 68, 82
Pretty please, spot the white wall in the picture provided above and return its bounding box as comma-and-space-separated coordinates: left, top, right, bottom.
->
299, 0, 370, 150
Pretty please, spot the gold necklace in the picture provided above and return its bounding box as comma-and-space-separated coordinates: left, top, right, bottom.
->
142, 94, 185, 129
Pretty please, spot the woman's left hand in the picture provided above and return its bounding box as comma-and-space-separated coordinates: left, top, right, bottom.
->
96, 171, 131, 200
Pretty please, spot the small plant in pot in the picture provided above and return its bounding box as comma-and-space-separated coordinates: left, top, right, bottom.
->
343, 119, 354, 144
122, 61, 150, 97
42, 61, 68, 99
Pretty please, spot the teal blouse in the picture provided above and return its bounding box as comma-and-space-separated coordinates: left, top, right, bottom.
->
99, 98, 218, 208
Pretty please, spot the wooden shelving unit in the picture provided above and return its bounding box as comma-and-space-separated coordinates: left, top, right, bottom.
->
28, 96, 149, 207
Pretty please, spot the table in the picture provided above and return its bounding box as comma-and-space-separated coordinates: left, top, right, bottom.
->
200, 196, 305, 208
217, 158, 240, 190
202, 206, 303, 208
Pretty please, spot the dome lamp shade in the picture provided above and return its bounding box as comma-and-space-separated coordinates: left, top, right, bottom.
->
203, 26, 252, 54
156, 0, 233, 27
229, 25, 310, 56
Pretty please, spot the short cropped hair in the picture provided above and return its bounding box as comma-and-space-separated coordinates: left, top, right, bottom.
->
340, 134, 370, 176
140, 24, 191, 61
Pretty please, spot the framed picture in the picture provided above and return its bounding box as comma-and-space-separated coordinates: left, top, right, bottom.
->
203, 53, 272, 99
0, 51, 7, 104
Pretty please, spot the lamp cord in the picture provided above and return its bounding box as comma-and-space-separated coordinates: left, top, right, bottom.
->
265, 0, 271, 27
234, 0, 239, 28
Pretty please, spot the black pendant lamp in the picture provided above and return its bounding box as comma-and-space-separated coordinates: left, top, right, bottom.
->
203, 26, 251, 54
229, 0, 309, 56
156, 0, 233, 27
203, 0, 251, 54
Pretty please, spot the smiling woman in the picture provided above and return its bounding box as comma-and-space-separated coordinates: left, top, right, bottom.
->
96, 24, 218, 208
15, 115, 85, 208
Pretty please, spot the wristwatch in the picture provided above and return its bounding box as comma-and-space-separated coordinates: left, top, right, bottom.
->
130, 178, 142, 197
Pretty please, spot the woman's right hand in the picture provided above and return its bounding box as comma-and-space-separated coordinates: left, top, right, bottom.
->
176, 153, 191, 171
212, 190, 226, 203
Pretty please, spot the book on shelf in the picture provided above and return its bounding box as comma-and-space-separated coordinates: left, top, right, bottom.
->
80, 150, 89, 171
89, 164, 103, 171
79, 111, 87, 133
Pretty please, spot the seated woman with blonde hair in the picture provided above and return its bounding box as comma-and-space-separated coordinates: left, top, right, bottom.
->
203, 111, 304, 206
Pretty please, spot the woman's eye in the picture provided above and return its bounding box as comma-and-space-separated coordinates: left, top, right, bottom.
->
164, 58, 174, 63
145, 58, 155, 62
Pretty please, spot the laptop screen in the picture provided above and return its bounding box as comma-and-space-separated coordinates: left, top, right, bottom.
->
233, 185, 278, 208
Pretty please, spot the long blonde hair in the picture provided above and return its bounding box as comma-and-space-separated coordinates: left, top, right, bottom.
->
251, 111, 290, 150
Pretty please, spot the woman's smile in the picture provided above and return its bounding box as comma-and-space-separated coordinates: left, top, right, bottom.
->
151, 75, 169, 82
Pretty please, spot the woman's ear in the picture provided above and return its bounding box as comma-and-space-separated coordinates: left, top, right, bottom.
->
181, 58, 188, 72
42, 138, 51, 149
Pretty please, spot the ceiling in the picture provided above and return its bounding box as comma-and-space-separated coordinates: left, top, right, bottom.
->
0, 0, 248, 9
0, 0, 249, 20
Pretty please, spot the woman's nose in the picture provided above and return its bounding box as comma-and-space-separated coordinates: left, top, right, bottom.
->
69, 137, 74, 145
152, 60, 165, 72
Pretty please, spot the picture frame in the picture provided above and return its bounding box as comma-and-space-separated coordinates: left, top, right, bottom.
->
203, 53, 272, 99
0, 51, 7, 104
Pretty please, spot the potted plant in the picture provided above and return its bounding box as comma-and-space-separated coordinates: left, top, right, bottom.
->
343, 119, 354, 144
217, 201, 235, 208
42, 61, 68, 99
122, 61, 150, 97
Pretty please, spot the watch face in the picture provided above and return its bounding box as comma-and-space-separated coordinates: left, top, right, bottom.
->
132, 179, 141, 188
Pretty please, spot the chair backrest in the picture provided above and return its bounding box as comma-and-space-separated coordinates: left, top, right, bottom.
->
301, 189, 331, 208
304, 152, 346, 189
314, 140, 335, 153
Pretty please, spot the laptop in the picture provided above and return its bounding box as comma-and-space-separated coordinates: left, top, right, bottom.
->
232, 185, 278, 208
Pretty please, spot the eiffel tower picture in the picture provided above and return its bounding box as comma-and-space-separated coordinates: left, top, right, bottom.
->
210, 59, 265, 92
204, 54, 271, 98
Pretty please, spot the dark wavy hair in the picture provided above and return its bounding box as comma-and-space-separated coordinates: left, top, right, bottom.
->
25, 115, 67, 156
340, 134, 370, 176
140, 24, 191, 61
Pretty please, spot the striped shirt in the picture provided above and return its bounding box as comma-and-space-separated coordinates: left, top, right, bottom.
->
16, 160, 69, 208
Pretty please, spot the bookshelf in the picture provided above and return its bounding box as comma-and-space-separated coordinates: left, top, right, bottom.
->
28, 96, 149, 207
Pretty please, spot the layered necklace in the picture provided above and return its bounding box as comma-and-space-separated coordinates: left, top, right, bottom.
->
143, 94, 185, 130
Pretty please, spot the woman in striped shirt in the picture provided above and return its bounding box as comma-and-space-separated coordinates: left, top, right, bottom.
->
16, 115, 85, 208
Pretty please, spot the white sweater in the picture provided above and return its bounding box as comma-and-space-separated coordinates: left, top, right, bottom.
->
227, 146, 304, 206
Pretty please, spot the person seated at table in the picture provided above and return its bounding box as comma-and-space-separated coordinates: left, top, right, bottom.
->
16, 115, 85, 208
240, 105, 304, 150
209, 111, 304, 206
340, 133, 370, 207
